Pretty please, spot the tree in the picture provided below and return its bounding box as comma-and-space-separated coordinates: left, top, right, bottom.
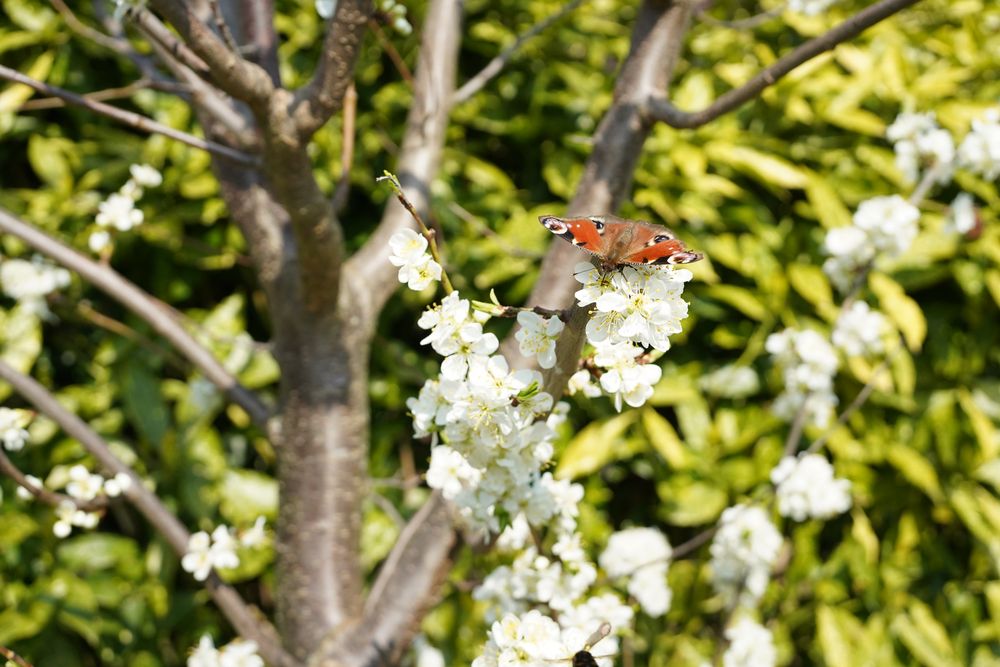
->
1, 0, 998, 665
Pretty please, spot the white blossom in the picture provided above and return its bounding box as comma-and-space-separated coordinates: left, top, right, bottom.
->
53, 499, 100, 538
851, 195, 920, 257
787, 0, 837, 15
599, 527, 673, 617
722, 618, 777, 667
575, 264, 692, 352
389, 229, 442, 291
315, 0, 337, 18
957, 109, 1000, 180
426, 445, 481, 500
89, 230, 112, 253
473, 610, 566, 667
592, 340, 662, 411
515, 311, 564, 369
96, 192, 144, 231
0, 407, 30, 451
567, 370, 602, 398
16, 474, 42, 500
129, 164, 163, 188
766, 328, 839, 428
709, 505, 782, 607
699, 365, 760, 399
187, 636, 263, 667
182, 526, 241, 581
771, 454, 852, 521
240, 516, 267, 548
66, 464, 104, 502
0, 255, 71, 317
946, 192, 977, 235
188, 635, 221, 667
413, 636, 446, 667
886, 112, 938, 143
887, 111, 953, 183
102, 472, 133, 498
832, 301, 886, 356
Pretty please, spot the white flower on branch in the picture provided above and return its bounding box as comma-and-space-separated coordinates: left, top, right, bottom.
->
96, 192, 144, 231
709, 504, 782, 608
389, 229, 442, 291
0, 255, 71, 317
599, 527, 673, 617
0, 407, 31, 451
239, 516, 267, 548
722, 618, 777, 667
182, 525, 241, 581
766, 328, 839, 428
66, 464, 104, 502
832, 301, 887, 356
16, 474, 43, 500
53, 499, 100, 538
957, 108, 1000, 180
129, 163, 163, 188
102, 472, 132, 498
700, 365, 760, 399
515, 311, 564, 369
592, 340, 661, 411
771, 454, 852, 521
315, 0, 337, 19
887, 111, 953, 183
187, 635, 263, 667
567, 369, 602, 398
575, 263, 691, 352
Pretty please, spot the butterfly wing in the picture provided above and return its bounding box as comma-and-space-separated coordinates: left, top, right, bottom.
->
539, 215, 608, 257
618, 220, 703, 266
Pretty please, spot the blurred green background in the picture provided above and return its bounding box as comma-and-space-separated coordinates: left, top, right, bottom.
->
0, 0, 998, 664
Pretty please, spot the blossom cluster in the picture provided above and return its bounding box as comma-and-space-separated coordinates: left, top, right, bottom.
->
770, 454, 852, 521
188, 635, 263, 667
473, 609, 623, 667
598, 527, 672, 616
765, 328, 839, 428
722, 617, 777, 667
822, 194, 919, 292
708, 504, 783, 608
699, 365, 760, 400
182, 519, 266, 581
91, 164, 163, 253
886, 111, 955, 184
389, 229, 443, 291
316, 0, 412, 33
48, 465, 133, 537
0, 407, 31, 451
570, 264, 693, 410
831, 301, 886, 356
0, 254, 71, 318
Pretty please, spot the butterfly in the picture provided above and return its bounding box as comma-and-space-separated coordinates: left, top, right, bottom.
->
539, 214, 703, 273
546, 622, 614, 667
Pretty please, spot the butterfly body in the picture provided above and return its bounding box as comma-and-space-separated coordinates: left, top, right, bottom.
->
539, 214, 703, 272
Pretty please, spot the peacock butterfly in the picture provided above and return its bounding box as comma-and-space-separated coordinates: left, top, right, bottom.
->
539, 214, 703, 273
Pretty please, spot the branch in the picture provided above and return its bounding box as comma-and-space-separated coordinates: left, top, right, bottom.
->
0, 208, 272, 434
0, 447, 108, 512
344, 0, 462, 318
129, 7, 214, 81
647, 0, 922, 128
451, 0, 587, 105
292, 0, 373, 137
332, 83, 357, 214
0, 360, 294, 667
0, 646, 33, 667
0, 65, 256, 166
370, 19, 414, 85
146, 0, 274, 106
17, 78, 158, 111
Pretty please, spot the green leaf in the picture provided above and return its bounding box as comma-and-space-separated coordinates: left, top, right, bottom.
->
219, 469, 278, 525
787, 262, 835, 315
56, 534, 143, 577
705, 143, 809, 189
886, 443, 943, 502
870, 272, 927, 351
703, 285, 768, 321
120, 357, 170, 445
958, 389, 998, 461
0, 303, 42, 401
891, 599, 962, 667
556, 412, 638, 479
656, 478, 727, 526
805, 175, 853, 229
641, 407, 693, 470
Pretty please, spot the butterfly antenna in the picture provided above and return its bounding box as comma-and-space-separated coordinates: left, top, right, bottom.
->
583, 622, 612, 652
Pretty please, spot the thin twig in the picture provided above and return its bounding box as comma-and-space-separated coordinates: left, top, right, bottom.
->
0, 208, 273, 433
333, 83, 358, 214
377, 171, 455, 293
446, 202, 545, 260
647, 0, 922, 128
208, 0, 240, 52
0, 447, 108, 512
0, 65, 256, 165
806, 348, 900, 455
452, 0, 587, 105
0, 360, 294, 667
369, 19, 414, 86
128, 7, 214, 80
18, 79, 154, 111
781, 397, 811, 457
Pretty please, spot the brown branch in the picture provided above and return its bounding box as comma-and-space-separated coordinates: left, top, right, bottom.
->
0, 65, 256, 165
698, 4, 783, 29
0, 208, 273, 434
208, 0, 240, 53
0, 360, 294, 667
647, 0, 922, 128
292, 0, 373, 137
0, 447, 108, 513
451, 0, 587, 105
146, 0, 275, 106
332, 83, 358, 214
129, 7, 215, 81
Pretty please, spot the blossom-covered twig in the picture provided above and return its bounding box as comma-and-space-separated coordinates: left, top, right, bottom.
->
0, 447, 108, 513
378, 171, 455, 293
0, 646, 33, 667
0, 65, 255, 165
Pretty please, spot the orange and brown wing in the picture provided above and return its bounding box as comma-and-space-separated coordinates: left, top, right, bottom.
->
621, 238, 703, 265
539, 215, 607, 256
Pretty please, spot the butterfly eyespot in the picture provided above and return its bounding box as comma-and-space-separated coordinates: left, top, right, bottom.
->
653, 234, 672, 243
